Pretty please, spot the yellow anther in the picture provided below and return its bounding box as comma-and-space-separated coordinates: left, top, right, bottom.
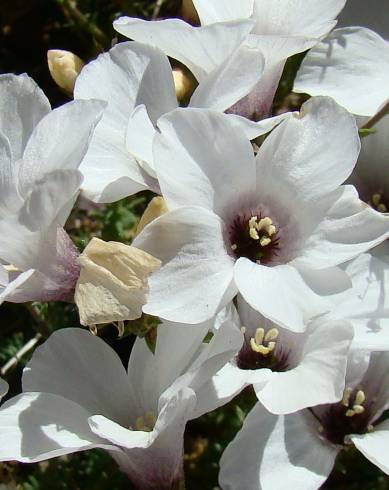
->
250, 338, 271, 355
267, 341, 276, 352
266, 224, 276, 236
231, 244, 238, 251
355, 390, 366, 406
240, 326, 247, 334
144, 411, 157, 428
134, 412, 156, 432
264, 328, 279, 342
260, 237, 271, 247
249, 216, 258, 228
254, 328, 265, 345
249, 227, 260, 240
257, 217, 273, 231
378, 203, 387, 212
341, 387, 352, 407
353, 405, 365, 415
345, 409, 355, 417
368, 424, 374, 432
372, 193, 382, 206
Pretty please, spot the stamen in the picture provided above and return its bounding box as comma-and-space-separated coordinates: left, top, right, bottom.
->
231, 244, 237, 251
355, 390, 365, 406
249, 327, 279, 357
257, 217, 273, 231
372, 193, 382, 207
249, 227, 260, 240
260, 237, 271, 247
341, 387, 352, 407
344, 389, 367, 417
378, 203, 387, 212
266, 225, 276, 236
133, 411, 157, 432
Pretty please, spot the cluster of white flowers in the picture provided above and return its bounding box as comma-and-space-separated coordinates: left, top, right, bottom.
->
0, 1, 389, 489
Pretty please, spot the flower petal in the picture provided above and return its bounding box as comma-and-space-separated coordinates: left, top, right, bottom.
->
294, 28, 389, 116
133, 206, 236, 323
0, 392, 111, 463
154, 108, 256, 213
351, 420, 389, 475
0, 73, 50, 161
192, 0, 253, 25
23, 328, 134, 427
219, 405, 337, 490
255, 319, 353, 414
113, 17, 254, 81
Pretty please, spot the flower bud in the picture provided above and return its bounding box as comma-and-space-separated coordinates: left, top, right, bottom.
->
172, 67, 195, 103
47, 49, 85, 95
136, 196, 168, 236
74, 238, 161, 327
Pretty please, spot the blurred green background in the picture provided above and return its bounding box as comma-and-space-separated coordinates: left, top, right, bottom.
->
0, 1, 388, 488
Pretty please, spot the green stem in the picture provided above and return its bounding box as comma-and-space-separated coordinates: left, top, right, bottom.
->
361, 101, 389, 130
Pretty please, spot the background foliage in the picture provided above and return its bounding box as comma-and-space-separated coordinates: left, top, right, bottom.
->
0, 1, 388, 488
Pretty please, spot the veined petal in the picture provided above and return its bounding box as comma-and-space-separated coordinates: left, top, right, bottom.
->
255, 319, 353, 414
0, 392, 111, 463
251, 0, 344, 38
219, 406, 338, 490
255, 97, 360, 204
192, 0, 254, 25
294, 28, 389, 116
189, 44, 265, 112
154, 108, 256, 213
19, 99, 105, 195
23, 328, 134, 427
133, 206, 236, 323
113, 17, 254, 81
0, 73, 50, 161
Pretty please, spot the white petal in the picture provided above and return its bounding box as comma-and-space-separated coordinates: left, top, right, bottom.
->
128, 320, 210, 413
75, 42, 176, 201
299, 186, 389, 267
294, 27, 389, 116
256, 97, 360, 204
113, 17, 254, 81
225, 112, 294, 140
192, 0, 253, 25
0, 393, 111, 463
0, 131, 22, 215
19, 99, 105, 195
23, 328, 134, 427
255, 319, 353, 414
154, 108, 256, 213
89, 388, 196, 489
219, 406, 337, 490
234, 258, 349, 332
189, 44, 265, 112
126, 105, 158, 172
0, 73, 50, 161
251, 0, 344, 38
328, 254, 389, 351
133, 206, 236, 323
351, 420, 389, 474
0, 378, 8, 401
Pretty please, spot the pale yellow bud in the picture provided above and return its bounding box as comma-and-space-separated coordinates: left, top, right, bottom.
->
74, 237, 161, 327
181, 0, 199, 24
136, 196, 169, 236
47, 49, 85, 95
172, 68, 195, 102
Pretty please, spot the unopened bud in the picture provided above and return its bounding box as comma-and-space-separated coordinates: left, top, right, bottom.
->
47, 49, 84, 95
136, 196, 168, 236
181, 0, 199, 24
172, 67, 195, 103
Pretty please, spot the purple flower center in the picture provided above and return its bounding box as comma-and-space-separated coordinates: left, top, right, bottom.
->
228, 212, 280, 265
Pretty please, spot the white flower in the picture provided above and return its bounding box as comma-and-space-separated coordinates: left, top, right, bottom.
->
204, 296, 353, 415
294, 27, 389, 116
0, 74, 105, 304
74, 41, 287, 203
133, 98, 389, 328
219, 350, 389, 490
0, 379, 8, 402
114, 0, 344, 120
0, 317, 242, 489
